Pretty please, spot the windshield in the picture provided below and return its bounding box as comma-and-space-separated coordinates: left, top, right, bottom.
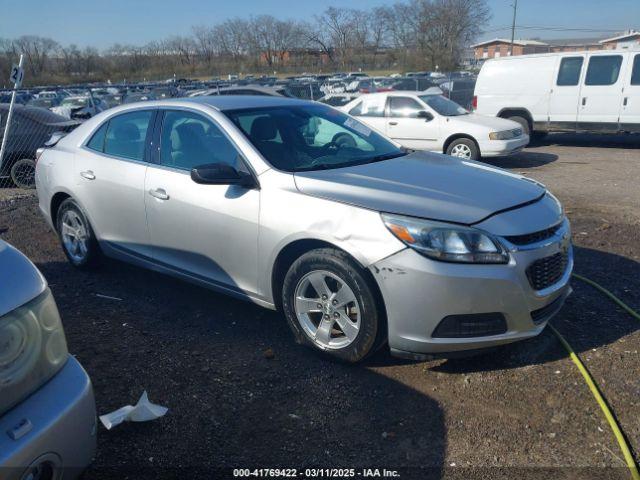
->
225, 104, 406, 172
61, 97, 88, 108
419, 95, 468, 116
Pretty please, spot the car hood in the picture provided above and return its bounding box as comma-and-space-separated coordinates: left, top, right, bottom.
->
293, 151, 545, 225
0, 240, 47, 317
446, 113, 521, 131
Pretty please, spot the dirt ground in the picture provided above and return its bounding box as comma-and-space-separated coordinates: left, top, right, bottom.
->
1, 133, 638, 479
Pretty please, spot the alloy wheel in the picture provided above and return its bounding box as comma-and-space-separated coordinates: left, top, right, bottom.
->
293, 270, 361, 350
61, 210, 89, 263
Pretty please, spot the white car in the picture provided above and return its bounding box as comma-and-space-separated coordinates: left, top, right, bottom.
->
342, 91, 529, 160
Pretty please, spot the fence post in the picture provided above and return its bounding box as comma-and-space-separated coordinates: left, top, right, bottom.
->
0, 54, 24, 175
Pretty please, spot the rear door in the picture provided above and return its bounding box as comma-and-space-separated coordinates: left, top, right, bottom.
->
577, 53, 625, 131
620, 53, 640, 132
548, 55, 585, 127
385, 96, 439, 151
346, 96, 387, 133
76, 109, 155, 257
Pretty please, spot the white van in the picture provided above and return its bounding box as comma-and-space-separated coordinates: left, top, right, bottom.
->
474, 49, 640, 137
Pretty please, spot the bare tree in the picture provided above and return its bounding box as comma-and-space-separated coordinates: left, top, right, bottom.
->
13, 35, 59, 77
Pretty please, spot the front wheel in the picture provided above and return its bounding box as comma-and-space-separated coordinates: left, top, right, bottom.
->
282, 248, 385, 363
446, 138, 479, 160
56, 198, 101, 269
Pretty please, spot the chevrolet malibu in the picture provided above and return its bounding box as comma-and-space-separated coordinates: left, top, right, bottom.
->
35, 96, 572, 363
0, 240, 96, 479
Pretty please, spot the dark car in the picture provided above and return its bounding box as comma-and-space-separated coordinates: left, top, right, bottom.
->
0, 105, 79, 188
440, 78, 477, 110
391, 77, 437, 91
0, 92, 34, 105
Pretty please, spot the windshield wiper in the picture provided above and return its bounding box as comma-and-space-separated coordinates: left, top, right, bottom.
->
361, 152, 408, 164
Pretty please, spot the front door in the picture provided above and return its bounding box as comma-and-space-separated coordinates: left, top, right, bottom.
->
620, 53, 640, 132
75, 109, 155, 258
548, 55, 585, 127
385, 96, 439, 150
144, 109, 260, 296
577, 53, 626, 131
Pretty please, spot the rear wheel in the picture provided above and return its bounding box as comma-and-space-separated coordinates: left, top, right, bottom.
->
10, 158, 36, 189
282, 248, 385, 363
56, 198, 101, 269
446, 138, 479, 160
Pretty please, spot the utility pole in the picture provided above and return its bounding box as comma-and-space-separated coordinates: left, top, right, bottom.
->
510, 0, 518, 56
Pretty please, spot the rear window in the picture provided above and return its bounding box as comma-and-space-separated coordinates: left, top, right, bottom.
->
585, 55, 623, 86
86, 122, 108, 152
631, 55, 640, 86
557, 57, 583, 86
103, 110, 153, 161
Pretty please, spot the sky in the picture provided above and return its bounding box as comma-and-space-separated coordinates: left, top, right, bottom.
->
0, 0, 638, 49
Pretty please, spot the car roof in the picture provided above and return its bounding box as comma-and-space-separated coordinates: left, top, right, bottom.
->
164, 95, 313, 111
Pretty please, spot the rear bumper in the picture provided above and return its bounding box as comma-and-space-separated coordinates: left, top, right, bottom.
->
0, 356, 97, 480
370, 226, 573, 358
479, 135, 529, 157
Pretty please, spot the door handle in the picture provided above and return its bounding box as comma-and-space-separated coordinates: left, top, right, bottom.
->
581, 97, 587, 106
623, 97, 628, 106
80, 170, 95, 180
148, 188, 169, 200
388, 121, 398, 126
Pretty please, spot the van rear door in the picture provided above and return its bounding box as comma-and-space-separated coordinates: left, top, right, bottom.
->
548, 54, 585, 129
577, 52, 626, 131
620, 53, 640, 132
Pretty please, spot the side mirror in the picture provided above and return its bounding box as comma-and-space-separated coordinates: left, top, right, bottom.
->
417, 110, 434, 122
191, 163, 257, 189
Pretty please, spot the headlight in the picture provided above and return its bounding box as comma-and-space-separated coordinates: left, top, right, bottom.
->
489, 128, 521, 140
0, 288, 68, 414
382, 213, 509, 264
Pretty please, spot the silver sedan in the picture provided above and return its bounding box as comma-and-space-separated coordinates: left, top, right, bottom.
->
35, 96, 572, 362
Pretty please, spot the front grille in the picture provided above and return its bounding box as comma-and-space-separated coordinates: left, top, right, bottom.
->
531, 295, 566, 324
526, 252, 568, 291
505, 223, 562, 246
432, 313, 507, 338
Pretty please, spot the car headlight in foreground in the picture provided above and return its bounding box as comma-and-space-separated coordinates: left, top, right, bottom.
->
489, 128, 522, 140
382, 213, 509, 264
0, 288, 68, 414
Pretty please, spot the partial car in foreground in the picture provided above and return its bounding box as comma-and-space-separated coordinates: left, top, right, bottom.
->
343, 91, 529, 160
0, 240, 96, 479
36, 96, 572, 362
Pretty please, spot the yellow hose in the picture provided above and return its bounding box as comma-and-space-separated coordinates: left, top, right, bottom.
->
549, 273, 640, 480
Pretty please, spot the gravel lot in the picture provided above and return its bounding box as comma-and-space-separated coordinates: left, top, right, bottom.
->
1, 133, 638, 479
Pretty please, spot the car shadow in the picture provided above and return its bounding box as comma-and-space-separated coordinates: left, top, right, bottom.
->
34, 254, 446, 478
534, 132, 640, 149
482, 151, 559, 169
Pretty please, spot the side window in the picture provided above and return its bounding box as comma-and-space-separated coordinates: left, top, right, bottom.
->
584, 55, 623, 86
388, 97, 424, 118
104, 110, 152, 161
86, 121, 108, 152
160, 110, 239, 171
631, 55, 640, 86
556, 57, 583, 86
350, 97, 385, 117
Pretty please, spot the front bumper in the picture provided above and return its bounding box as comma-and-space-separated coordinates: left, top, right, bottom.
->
371, 225, 573, 358
0, 356, 97, 480
479, 135, 529, 157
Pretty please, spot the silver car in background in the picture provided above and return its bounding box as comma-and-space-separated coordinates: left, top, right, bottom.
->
0, 240, 96, 479
35, 96, 572, 362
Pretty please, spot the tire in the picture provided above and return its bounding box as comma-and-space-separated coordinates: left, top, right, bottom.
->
282, 248, 385, 363
55, 198, 101, 269
10, 158, 36, 189
446, 138, 479, 160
